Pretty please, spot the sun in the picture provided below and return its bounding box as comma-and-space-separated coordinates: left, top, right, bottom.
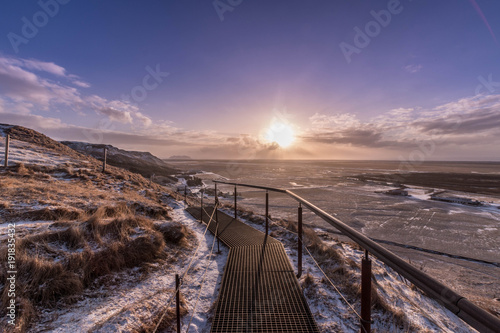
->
265, 121, 295, 148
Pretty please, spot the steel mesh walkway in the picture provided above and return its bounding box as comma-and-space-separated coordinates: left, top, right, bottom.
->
186, 206, 320, 333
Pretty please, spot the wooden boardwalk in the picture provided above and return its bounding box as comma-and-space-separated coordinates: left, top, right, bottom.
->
186, 206, 320, 333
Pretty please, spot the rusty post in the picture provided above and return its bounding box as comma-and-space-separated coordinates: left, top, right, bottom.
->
234, 185, 237, 219
4, 134, 9, 168
102, 147, 107, 173
176, 273, 181, 333
216, 201, 220, 254
265, 190, 269, 236
297, 202, 303, 278
215, 184, 220, 254
200, 189, 204, 223
361, 250, 372, 333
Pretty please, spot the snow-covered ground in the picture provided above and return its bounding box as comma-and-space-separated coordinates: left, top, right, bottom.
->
29, 201, 228, 333
216, 206, 477, 333
0, 136, 83, 168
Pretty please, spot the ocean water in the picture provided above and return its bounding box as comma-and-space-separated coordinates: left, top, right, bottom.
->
168, 160, 500, 263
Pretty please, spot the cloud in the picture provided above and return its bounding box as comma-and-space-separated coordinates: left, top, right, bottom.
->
0, 55, 156, 130
302, 94, 500, 151
415, 108, 500, 135
97, 107, 133, 124
133, 112, 153, 127
403, 64, 423, 73
21, 59, 67, 77
72, 80, 91, 88
0, 56, 83, 108
303, 128, 383, 146
309, 112, 360, 131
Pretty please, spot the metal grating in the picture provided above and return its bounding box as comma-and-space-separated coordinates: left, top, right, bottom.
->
186, 207, 320, 332
187, 206, 280, 248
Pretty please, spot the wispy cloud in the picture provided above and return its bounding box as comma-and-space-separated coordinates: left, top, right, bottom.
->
403, 64, 423, 73
301, 94, 500, 150
0, 55, 144, 125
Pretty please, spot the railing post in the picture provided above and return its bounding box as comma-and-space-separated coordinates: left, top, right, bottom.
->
176, 273, 181, 333
102, 147, 107, 173
234, 185, 237, 219
4, 134, 9, 168
361, 250, 372, 333
200, 189, 204, 223
215, 184, 220, 254
265, 190, 269, 236
297, 202, 303, 278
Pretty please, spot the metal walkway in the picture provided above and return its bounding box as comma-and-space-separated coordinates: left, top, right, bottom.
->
186, 206, 320, 333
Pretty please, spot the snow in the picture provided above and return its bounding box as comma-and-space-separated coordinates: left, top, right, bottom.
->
0, 136, 77, 168
220, 208, 478, 332
29, 200, 228, 333
0, 124, 13, 137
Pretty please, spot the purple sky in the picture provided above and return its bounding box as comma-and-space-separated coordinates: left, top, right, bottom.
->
1, 0, 500, 160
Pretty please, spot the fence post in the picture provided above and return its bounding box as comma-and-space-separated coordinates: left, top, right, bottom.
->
200, 189, 204, 223
297, 202, 303, 278
265, 190, 269, 236
215, 184, 220, 254
234, 185, 237, 219
4, 134, 9, 168
361, 250, 372, 333
102, 147, 107, 173
176, 273, 181, 333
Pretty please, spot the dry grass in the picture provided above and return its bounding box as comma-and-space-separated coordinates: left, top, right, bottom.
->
0, 206, 188, 332
0, 131, 184, 331
268, 215, 413, 330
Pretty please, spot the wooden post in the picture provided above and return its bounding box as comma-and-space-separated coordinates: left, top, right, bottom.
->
4, 134, 9, 168
361, 250, 372, 333
176, 274, 181, 333
297, 203, 303, 278
265, 191, 269, 236
234, 185, 237, 219
102, 147, 107, 173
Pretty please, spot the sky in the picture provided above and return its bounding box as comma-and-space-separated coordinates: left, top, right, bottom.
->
0, 0, 499, 160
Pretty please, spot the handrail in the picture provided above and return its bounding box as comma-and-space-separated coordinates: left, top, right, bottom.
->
213, 180, 500, 333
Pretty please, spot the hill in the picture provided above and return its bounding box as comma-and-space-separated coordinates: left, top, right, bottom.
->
61, 141, 178, 183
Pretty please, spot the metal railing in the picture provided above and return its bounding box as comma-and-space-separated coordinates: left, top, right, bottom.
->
213, 180, 500, 333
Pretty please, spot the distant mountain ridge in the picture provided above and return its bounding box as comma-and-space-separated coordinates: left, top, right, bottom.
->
168, 155, 191, 160
61, 141, 178, 182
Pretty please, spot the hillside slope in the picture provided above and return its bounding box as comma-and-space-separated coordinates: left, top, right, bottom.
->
61, 141, 178, 183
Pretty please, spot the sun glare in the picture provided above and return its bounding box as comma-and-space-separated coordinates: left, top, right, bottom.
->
265, 121, 295, 148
